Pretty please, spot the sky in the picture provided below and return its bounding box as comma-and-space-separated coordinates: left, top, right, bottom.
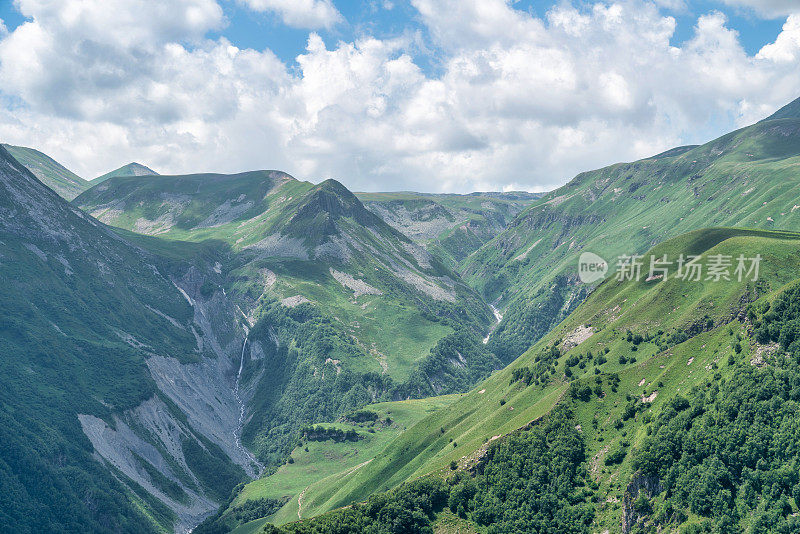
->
0, 1, 799, 193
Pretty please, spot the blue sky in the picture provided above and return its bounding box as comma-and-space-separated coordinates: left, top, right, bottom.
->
0, 1, 788, 68
0, 0, 798, 192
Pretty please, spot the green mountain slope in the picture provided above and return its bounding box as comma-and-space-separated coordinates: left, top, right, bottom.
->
356, 191, 540, 269
762, 95, 800, 121
94, 162, 158, 183
255, 227, 800, 533
0, 146, 255, 532
74, 171, 499, 475
464, 98, 800, 364
2, 143, 89, 200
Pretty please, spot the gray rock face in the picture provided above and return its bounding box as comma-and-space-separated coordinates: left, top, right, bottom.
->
79, 266, 265, 531
621, 471, 662, 534
78, 403, 218, 534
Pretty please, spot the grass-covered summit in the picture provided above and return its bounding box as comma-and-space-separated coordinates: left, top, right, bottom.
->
93, 162, 158, 183
761, 95, 800, 122
73, 171, 491, 330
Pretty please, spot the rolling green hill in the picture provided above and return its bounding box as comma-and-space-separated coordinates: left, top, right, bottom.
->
0, 145, 255, 532
356, 192, 540, 269
2, 143, 89, 200
93, 162, 158, 183
250, 227, 800, 533
464, 97, 800, 364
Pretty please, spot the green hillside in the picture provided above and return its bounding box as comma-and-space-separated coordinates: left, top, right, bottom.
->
74, 171, 499, 478
196, 395, 460, 533
0, 145, 251, 532
251, 227, 800, 533
762, 95, 800, 121
463, 98, 800, 364
2, 143, 89, 200
93, 162, 158, 183
356, 191, 539, 269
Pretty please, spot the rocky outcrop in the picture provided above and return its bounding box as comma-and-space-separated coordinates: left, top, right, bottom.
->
622, 471, 662, 534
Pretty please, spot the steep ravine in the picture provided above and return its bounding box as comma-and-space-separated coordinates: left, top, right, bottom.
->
78, 264, 266, 532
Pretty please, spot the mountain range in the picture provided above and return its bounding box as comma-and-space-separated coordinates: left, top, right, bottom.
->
1, 96, 800, 533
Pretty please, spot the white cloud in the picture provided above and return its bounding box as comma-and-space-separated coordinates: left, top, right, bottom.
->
757, 14, 800, 62
0, 0, 225, 120
14, 0, 224, 46
0, 0, 799, 192
720, 0, 800, 18
240, 0, 342, 29
0, 18, 7, 37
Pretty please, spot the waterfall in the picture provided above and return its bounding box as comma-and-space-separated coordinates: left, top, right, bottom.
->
483, 304, 504, 344
233, 331, 264, 475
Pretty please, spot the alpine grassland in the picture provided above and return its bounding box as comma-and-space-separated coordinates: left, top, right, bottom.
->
242, 228, 800, 532
196, 395, 460, 533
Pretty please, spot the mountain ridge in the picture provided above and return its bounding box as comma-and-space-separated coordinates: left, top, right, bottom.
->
2, 143, 89, 200
761, 95, 800, 121
0, 144, 258, 532
73, 166, 503, 493
356, 190, 539, 270
461, 101, 800, 363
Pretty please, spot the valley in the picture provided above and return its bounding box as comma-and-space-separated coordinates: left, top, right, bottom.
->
3, 1, 800, 532
465, 98, 800, 365
1, 96, 800, 534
